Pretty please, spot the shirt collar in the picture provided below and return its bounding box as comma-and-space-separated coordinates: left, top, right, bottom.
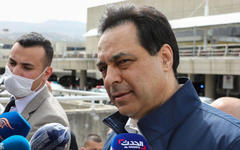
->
103, 111, 128, 134
14, 85, 46, 113
124, 118, 143, 135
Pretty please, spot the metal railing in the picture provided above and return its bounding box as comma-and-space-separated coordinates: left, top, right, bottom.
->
58, 44, 240, 58
0, 86, 110, 104
2, 44, 240, 59
54, 53, 97, 59
52, 88, 107, 96
179, 44, 240, 57
52, 88, 110, 104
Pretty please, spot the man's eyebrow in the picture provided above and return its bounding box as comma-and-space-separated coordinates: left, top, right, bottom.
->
21, 63, 34, 67
96, 52, 136, 67
110, 52, 136, 62
9, 57, 16, 63
96, 61, 105, 67
9, 57, 34, 67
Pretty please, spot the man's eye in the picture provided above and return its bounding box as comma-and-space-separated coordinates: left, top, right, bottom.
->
117, 59, 131, 66
23, 67, 32, 70
99, 65, 107, 73
119, 60, 127, 64
98, 65, 107, 78
9, 61, 16, 66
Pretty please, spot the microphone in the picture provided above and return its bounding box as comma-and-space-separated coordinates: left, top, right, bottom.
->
111, 133, 150, 150
0, 112, 31, 141
30, 123, 70, 150
0, 135, 30, 150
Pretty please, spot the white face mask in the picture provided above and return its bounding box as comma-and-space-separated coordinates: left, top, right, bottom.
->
4, 65, 48, 98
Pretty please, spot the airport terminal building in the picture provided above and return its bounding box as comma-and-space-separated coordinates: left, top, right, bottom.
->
1, 0, 240, 99
85, 0, 240, 99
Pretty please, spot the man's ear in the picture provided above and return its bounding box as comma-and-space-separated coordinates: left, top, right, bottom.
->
43, 66, 52, 80
157, 44, 173, 71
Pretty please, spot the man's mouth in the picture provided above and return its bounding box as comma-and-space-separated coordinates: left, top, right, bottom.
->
112, 91, 132, 101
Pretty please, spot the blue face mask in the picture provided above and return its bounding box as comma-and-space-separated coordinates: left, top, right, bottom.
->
4, 65, 47, 98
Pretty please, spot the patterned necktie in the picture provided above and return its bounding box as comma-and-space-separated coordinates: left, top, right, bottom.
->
4, 97, 16, 113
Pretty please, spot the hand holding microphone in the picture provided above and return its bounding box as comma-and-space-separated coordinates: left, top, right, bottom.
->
111, 133, 150, 150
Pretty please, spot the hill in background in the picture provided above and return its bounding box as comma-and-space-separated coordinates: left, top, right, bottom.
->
0, 20, 86, 42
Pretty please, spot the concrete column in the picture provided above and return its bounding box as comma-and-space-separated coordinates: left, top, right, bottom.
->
80, 70, 87, 90
205, 74, 216, 99
203, 30, 208, 50
238, 76, 240, 93
188, 74, 195, 82
71, 70, 76, 89
55, 42, 67, 57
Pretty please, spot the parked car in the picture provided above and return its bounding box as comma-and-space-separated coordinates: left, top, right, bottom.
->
90, 85, 107, 93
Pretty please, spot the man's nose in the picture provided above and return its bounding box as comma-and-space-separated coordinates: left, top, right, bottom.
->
11, 66, 22, 76
104, 66, 122, 86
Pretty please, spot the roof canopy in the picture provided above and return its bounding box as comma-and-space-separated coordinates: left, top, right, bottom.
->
85, 12, 240, 37
170, 12, 240, 30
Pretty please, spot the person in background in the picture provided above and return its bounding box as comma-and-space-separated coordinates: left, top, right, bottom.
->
80, 134, 103, 150
3, 32, 70, 143
211, 97, 240, 120
97, 4, 240, 149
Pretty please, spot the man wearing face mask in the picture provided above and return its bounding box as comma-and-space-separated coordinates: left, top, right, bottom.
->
3, 32, 70, 142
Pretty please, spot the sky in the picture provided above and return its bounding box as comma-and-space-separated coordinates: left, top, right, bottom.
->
0, 0, 124, 23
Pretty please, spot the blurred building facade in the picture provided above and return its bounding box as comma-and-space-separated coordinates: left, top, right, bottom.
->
1, 0, 240, 98
85, 0, 240, 98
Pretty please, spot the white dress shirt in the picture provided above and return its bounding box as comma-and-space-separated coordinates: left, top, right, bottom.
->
124, 118, 143, 135
10, 85, 46, 113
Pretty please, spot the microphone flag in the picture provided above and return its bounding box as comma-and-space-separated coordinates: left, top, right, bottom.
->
111, 133, 150, 150
0, 112, 31, 141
